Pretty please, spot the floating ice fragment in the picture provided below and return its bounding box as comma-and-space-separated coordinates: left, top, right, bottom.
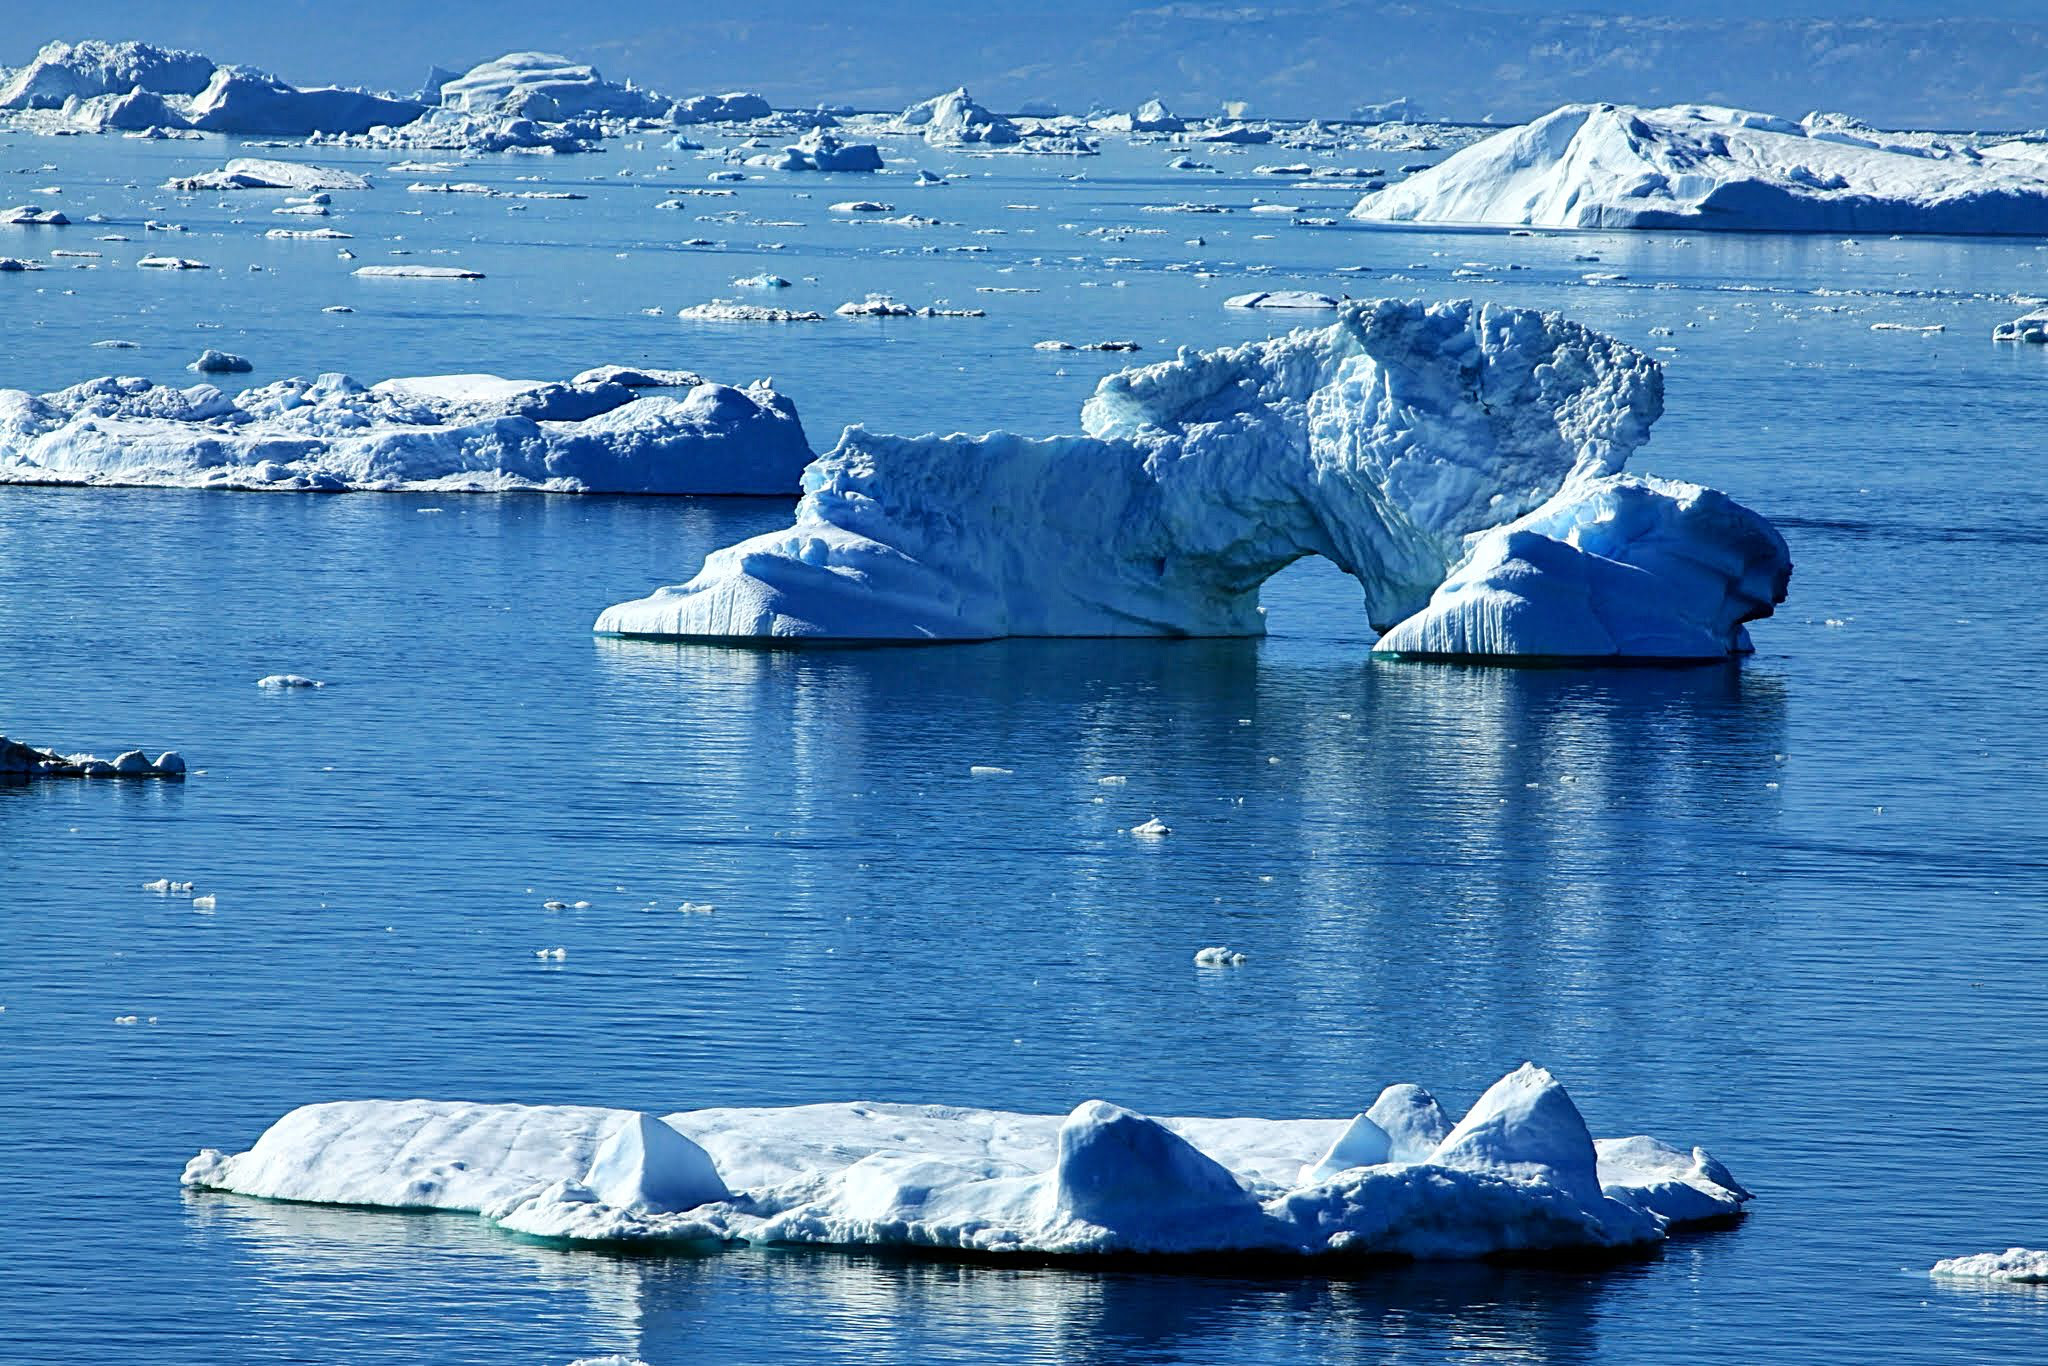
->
256, 674, 325, 689
969, 765, 1013, 776
1193, 946, 1247, 966
1930, 1248, 2048, 1283
1131, 817, 1171, 837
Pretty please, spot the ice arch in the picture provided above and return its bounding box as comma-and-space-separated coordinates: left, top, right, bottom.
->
595, 299, 1783, 655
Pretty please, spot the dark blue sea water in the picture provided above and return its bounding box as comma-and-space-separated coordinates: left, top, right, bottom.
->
2, 126, 2046, 1364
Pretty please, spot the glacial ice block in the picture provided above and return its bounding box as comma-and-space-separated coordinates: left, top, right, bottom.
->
182, 1065, 1751, 1261
1371, 475, 1791, 661
1930, 1248, 2048, 1283
0, 365, 811, 494
595, 298, 1677, 643
1352, 103, 2048, 235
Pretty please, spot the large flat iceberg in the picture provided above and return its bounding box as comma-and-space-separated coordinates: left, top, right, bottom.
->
183, 1064, 1750, 1261
595, 298, 1788, 657
0, 366, 810, 494
1352, 103, 2048, 234
436, 52, 668, 122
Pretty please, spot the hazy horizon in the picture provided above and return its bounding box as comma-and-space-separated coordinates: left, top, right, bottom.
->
7, 2, 2048, 127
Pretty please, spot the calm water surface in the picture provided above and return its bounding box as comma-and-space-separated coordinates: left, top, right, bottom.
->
1, 126, 2045, 1364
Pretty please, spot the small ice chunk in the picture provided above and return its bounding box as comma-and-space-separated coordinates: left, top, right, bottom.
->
256, 674, 324, 689
189, 349, 252, 374
1930, 1248, 2048, 1283
1193, 946, 1246, 966
1130, 816, 1171, 837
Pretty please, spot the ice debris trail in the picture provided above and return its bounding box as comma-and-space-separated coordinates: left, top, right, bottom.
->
1353, 103, 2048, 234
596, 298, 1789, 659
183, 1063, 1750, 1260
0, 366, 810, 494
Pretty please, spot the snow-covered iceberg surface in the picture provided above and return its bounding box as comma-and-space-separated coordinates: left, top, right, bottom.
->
900, 88, 1019, 146
1930, 1248, 2048, 1284
165, 158, 370, 193
596, 298, 1784, 656
435, 52, 667, 122
0, 40, 214, 110
1373, 476, 1791, 661
0, 366, 810, 494
183, 1064, 1750, 1261
1352, 103, 2048, 234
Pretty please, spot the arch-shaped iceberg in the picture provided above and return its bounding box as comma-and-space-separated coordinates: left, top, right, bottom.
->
595, 299, 1789, 659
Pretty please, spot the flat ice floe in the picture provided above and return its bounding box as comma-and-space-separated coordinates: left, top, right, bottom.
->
1930, 1248, 2048, 1283
0, 366, 811, 494
595, 298, 1788, 658
183, 1064, 1751, 1261
1353, 103, 2048, 234
165, 158, 371, 193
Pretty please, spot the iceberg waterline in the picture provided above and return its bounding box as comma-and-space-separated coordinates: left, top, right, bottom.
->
595, 298, 1790, 659
183, 1064, 1751, 1261
1352, 102, 2048, 235
0, 365, 811, 494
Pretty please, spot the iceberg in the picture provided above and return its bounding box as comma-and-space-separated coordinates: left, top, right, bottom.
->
60, 88, 193, 133
1993, 307, 2048, 343
756, 128, 884, 173
1372, 475, 1791, 661
1930, 1248, 2048, 1283
165, 158, 372, 193
672, 91, 773, 124
1, 735, 185, 781
901, 88, 1020, 146
187, 66, 425, 136
1094, 98, 1185, 134
182, 1064, 1749, 1261
1225, 290, 1344, 310
0, 39, 214, 110
594, 298, 1781, 658
1352, 103, 2048, 234
436, 52, 668, 122
0, 365, 810, 494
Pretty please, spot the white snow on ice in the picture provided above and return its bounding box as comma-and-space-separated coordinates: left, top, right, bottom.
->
183, 1064, 1750, 1260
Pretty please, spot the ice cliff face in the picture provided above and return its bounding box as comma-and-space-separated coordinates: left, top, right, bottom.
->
182, 1064, 1751, 1260
595, 299, 1782, 658
1353, 103, 2048, 234
0, 367, 810, 494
